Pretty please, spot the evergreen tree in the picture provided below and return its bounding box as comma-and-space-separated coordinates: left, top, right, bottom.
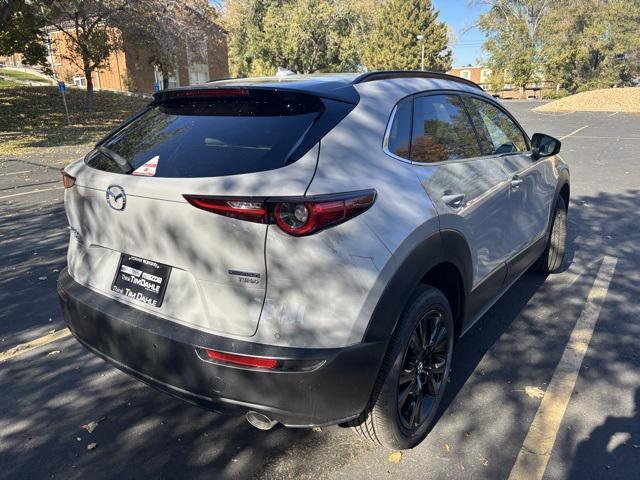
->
364, 0, 451, 72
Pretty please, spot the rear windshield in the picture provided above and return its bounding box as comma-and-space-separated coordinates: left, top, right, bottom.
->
86, 89, 325, 178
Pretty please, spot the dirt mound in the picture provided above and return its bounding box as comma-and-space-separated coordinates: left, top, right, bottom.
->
535, 88, 640, 113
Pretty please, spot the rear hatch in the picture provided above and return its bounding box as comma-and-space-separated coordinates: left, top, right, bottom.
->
64, 87, 352, 337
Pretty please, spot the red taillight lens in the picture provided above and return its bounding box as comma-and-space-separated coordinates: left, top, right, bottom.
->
184, 197, 268, 223
183, 190, 376, 237
204, 349, 278, 369
61, 171, 76, 188
273, 200, 343, 236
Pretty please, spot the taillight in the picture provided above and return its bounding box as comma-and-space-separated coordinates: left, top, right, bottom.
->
184, 190, 376, 237
61, 171, 76, 188
186, 197, 268, 223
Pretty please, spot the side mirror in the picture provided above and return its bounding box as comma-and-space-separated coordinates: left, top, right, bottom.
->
531, 133, 561, 160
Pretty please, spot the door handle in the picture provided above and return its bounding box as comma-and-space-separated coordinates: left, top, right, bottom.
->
442, 192, 466, 209
510, 176, 524, 190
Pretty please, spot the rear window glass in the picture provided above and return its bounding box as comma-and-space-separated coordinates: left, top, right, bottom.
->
86, 90, 324, 178
386, 98, 412, 160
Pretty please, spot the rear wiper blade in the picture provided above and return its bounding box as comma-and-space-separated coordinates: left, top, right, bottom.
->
97, 146, 133, 173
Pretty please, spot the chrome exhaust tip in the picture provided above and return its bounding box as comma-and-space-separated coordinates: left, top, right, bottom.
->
246, 411, 278, 431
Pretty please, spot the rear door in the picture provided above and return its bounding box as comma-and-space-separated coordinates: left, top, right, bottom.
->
64, 89, 336, 337
406, 93, 512, 291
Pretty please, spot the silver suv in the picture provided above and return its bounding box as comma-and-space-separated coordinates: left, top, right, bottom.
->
58, 71, 569, 449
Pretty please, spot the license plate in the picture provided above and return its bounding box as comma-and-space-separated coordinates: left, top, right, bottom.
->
111, 254, 172, 307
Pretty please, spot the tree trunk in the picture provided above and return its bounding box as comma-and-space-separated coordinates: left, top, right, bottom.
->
83, 64, 95, 114
162, 72, 169, 90
519, 85, 525, 99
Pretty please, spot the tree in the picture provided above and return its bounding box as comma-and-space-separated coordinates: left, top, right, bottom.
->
116, 0, 223, 90
475, 0, 551, 98
35, 0, 132, 113
542, 0, 640, 92
363, 0, 451, 72
0, 0, 49, 71
223, 0, 375, 77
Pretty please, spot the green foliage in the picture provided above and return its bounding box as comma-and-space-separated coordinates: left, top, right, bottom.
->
542, 0, 640, 92
477, 0, 640, 94
224, 0, 451, 76
0, 0, 49, 72
476, 1, 547, 94
542, 88, 569, 100
225, 0, 374, 76
364, 0, 451, 71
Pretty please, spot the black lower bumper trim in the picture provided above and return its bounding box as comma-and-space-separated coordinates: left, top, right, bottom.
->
57, 269, 384, 427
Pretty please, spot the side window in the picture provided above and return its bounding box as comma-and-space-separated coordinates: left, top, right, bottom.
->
463, 97, 528, 155
411, 94, 481, 163
386, 98, 412, 160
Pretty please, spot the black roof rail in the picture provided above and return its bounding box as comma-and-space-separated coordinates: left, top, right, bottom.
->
352, 70, 484, 91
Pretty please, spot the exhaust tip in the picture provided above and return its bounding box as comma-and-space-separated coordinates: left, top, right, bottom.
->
246, 411, 278, 431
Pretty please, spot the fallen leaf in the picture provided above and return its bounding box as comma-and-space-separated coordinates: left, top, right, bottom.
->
87, 443, 97, 451
525, 386, 545, 399
312, 427, 322, 432
38, 276, 47, 281
388, 451, 402, 464
480, 456, 489, 466
81, 421, 99, 433
444, 443, 451, 453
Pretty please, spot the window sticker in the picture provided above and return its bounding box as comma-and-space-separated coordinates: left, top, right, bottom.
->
132, 155, 159, 176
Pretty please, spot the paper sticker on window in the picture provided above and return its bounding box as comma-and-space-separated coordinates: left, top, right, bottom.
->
132, 155, 159, 176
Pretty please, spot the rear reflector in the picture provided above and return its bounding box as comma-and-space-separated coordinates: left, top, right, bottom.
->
204, 349, 278, 369
61, 171, 76, 188
184, 190, 376, 237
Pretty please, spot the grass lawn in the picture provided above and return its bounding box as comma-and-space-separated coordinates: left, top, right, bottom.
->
0, 68, 49, 83
0, 86, 149, 160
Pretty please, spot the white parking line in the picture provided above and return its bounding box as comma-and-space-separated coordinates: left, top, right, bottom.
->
508, 255, 618, 480
0, 328, 71, 363
533, 110, 574, 117
607, 111, 619, 117
568, 135, 640, 140
559, 125, 588, 140
0, 186, 63, 200
0, 170, 32, 177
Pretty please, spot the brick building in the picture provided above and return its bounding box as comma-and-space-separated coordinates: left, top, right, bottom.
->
448, 65, 554, 99
47, 25, 228, 94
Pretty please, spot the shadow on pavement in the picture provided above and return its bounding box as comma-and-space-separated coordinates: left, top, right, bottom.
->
0, 189, 638, 479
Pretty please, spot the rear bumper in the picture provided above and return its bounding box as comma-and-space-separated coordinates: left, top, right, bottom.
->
57, 269, 383, 427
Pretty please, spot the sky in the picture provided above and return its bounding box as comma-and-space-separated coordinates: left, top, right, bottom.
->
432, 0, 488, 67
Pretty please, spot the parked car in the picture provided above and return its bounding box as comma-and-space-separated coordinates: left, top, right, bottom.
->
58, 71, 569, 449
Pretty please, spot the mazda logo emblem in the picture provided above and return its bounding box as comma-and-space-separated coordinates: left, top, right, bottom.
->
106, 185, 126, 211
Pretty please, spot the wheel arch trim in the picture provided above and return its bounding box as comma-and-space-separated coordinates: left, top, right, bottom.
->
360, 227, 473, 345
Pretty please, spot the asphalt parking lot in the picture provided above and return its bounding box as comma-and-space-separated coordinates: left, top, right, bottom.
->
1, 101, 639, 479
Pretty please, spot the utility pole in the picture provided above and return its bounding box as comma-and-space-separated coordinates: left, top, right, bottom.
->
416, 34, 425, 71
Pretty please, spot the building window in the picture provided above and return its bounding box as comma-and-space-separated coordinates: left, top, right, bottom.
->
73, 76, 86, 87
460, 70, 471, 80
480, 69, 491, 82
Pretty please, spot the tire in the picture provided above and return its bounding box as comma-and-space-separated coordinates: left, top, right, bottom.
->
534, 195, 567, 274
350, 286, 455, 450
